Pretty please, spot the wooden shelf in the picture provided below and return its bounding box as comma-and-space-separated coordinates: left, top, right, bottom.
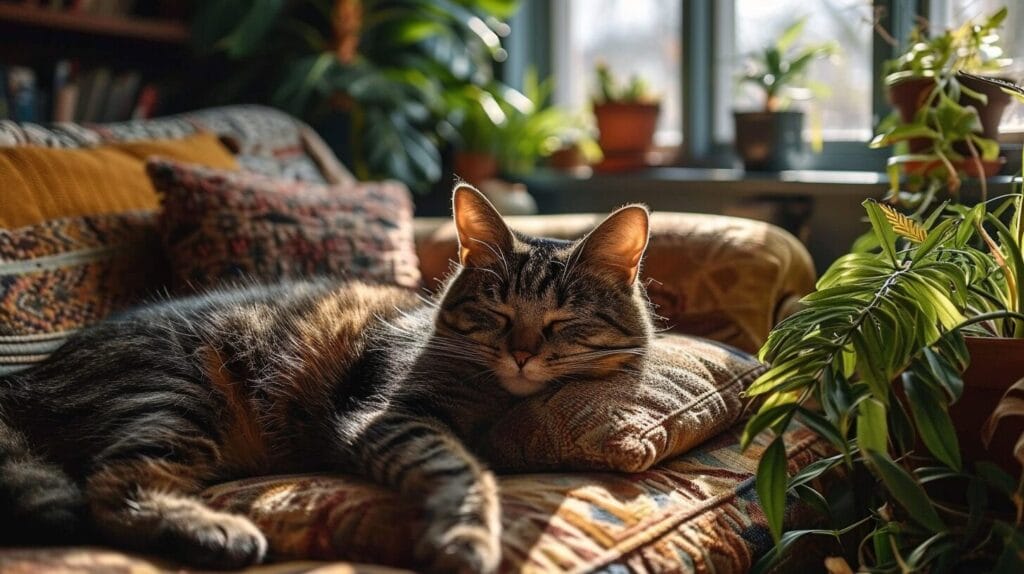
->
0, 4, 188, 44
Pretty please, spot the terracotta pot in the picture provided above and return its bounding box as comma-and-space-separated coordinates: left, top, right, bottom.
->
547, 146, 587, 170
733, 111, 806, 171
954, 337, 1024, 475
903, 157, 1006, 179
887, 75, 1012, 156
453, 152, 498, 185
593, 102, 659, 172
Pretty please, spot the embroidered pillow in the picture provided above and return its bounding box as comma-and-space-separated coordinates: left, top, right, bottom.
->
0, 133, 239, 374
147, 159, 421, 291
476, 333, 766, 472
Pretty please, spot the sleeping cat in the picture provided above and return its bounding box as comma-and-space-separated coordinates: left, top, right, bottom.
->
0, 184, 653, 572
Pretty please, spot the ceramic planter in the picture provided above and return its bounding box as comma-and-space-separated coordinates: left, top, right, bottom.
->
733, 111, 805, 171
954, 336, 1024, 475
453, 151, 499, 185
886, 74, 1012, 157
593, 101, 660, 172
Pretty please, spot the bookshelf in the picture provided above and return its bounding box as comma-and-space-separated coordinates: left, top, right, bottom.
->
0, 1, 195, 123
0, 4, 188, 44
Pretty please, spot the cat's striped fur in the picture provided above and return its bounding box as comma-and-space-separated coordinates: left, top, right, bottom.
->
0, 185, 653, 572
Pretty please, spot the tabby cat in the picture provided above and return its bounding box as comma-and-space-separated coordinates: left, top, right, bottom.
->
0, 184, 653, 572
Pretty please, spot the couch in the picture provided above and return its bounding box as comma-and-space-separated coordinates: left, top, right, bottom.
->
0, 106, 829, 573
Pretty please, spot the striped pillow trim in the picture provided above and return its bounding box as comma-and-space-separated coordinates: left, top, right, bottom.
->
1, 212, 164, 373
0, 331, 75, 374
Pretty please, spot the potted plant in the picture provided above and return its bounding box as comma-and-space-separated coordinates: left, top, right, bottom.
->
734, 19, 837, 171
744, 79, 1024, 572
453, 71, 601, 182
873, 7, 1013, 182
191, 0, 520, 191
591, 62, 660, 172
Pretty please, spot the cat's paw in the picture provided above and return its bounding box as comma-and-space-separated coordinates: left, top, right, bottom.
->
157, 509, 268, 569
416, 523, 502, 574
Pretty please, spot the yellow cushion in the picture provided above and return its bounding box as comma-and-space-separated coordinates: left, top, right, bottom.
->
0, 132, 237, 228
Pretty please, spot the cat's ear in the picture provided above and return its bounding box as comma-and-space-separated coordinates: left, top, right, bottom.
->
453, 183, 514, 267
572, 205, 650, 285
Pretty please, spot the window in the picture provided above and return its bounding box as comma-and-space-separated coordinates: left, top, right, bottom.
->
714, 0, 875, 143
551, 0, 683, 146
929, 0, 1024, 136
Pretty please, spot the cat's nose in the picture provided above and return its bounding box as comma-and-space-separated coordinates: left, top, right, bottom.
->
512, 350, 535, 368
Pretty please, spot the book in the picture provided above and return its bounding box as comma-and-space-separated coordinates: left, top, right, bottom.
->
0, 67, 8, 120
52, 60, 79, 122
7, 67, 39, 122
131, 83, 159, 120
99, 71, 139, 122
76, 66, 111, 122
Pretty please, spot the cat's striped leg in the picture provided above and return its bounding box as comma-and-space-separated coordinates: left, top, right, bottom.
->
85, 417, 267, 569
342, 413, 502, 574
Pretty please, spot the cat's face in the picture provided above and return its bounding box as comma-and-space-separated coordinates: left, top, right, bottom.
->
436, 184, 653, 396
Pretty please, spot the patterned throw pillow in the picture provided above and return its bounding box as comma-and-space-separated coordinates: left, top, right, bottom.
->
148, 159, 421, 291
476, 333, 766, 472
0, 134, 239, 374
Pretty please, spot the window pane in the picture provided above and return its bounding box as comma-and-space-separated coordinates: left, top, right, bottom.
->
553, 0, 682, 145
929, 0, 1024, 135
715, 0, 873, 142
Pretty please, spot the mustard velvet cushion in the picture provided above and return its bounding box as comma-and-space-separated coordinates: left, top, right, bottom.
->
0, 132, 238, 229
476, 333, 765, 473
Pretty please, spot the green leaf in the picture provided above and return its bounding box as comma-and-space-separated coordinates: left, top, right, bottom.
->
220, 0, 287, 58
775, 18, 806, 53
756, 437, 788, 543
796, 407, 847, 453
866, 450, 946, 532
741, 403, 796, 449
788, 452, 845, 490
912, 219, 956, 263
749, 528, 840, 574
857, 397, 888, 455
976, 461, 1017, 497
863, 200, 901, 266
902, 371, 962, 470
992, 521, 1024, 574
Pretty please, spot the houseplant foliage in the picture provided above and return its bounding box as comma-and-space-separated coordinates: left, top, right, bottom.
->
454, 70, 600, 178
191, 0, 519, 189
738, 18, 837, 114
870, 7, 1013, 211
744, 193, 1024, 571
734, 18, 837, 171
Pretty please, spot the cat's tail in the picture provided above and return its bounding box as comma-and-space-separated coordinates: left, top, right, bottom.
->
0, 373, 89, 544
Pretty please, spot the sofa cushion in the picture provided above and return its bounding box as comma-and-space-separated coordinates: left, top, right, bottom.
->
202, 423, 830, 572
0, 132, 237, 228
148, 159, 421, 291
476, 333, 764, 473
0, 135, 239, 375
0, 105, 345, 184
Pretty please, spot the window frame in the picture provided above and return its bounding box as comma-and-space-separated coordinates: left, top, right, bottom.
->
506, 0, 999, 172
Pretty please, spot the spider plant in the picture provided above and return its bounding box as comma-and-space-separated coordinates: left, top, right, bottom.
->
745, 192, 1024, 572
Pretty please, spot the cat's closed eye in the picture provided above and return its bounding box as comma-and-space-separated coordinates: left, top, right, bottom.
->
541, 318, 572, 338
